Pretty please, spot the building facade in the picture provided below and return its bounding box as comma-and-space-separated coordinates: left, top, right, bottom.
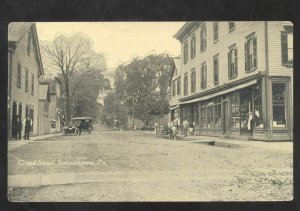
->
8, 22, 44, 138
170, 21, 293, 141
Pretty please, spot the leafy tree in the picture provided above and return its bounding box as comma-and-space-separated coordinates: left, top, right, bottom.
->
41, 33, 108, 123
113, 53, 172, 125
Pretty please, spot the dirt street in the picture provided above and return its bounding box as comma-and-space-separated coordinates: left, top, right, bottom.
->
8, 126, 293, 201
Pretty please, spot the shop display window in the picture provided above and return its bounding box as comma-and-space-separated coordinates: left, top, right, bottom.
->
231, 92, 240, 128
272, 83, 287, 128
200, 105, 207, 128
253, 84, 264, 128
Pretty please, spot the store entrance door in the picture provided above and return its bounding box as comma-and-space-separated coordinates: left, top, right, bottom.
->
223, 101, 229, 133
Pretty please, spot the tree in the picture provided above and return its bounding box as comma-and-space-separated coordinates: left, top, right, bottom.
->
113, 53, 173, 125
41, 33, 107, 123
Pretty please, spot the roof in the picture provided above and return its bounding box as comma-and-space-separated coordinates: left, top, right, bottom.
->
173, 21, 200, 41
8, 22, 33, 42
39, 85, 49, 100
8, 22, 44, 76
72, 117, 93, 120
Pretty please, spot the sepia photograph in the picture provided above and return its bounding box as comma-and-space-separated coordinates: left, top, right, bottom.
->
7, 21, 293, 202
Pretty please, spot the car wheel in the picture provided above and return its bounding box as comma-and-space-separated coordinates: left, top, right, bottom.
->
75, 128, 80, 135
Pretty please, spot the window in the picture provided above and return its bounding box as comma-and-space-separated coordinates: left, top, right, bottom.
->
172, 82, 176, 97
17, 62, 21, 88
191, 69, 196, 93
31, 73, 34, 95
228, 47, 238, 79
191, 34, 196, 59
18, 103, 22, 119
25, 68, 29, 92
253, 83, 264, 128
200, 25, 207, 52
184, 74, 188, 96
27, 32, 31, 56
213, 54, 219, 85
229, 22, 235, 32
214, 98, 222, 128
194, 103, 199, 128
231, 92, 240, 128
201, 63, 207, 89
213, 22, 219, 42
272, 83, 287, 128
177, 77, 181, 95
245, 36, 257, 72
281, 29, 293, 65
184, 41, 188, 64
200, 105, 207, 128
207, 101, 214, 128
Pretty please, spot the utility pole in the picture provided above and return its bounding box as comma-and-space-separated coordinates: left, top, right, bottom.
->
132, 95, 135, 129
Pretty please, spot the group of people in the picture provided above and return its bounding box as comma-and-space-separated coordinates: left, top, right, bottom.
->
154, 118, 192, 140
12, 115, 32, 140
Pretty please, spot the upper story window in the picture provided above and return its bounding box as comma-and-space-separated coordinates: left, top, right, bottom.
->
191, 34, 196, 59
213, 54, 219, 85
183, 41, 188, 64
184, 73, 188, 96
200, 25, 207, 52
172, 81, 176, 97
31, 73, 34, 95
191, 69, 196, 93
245, 35, 257, 72
17, 62, 21, 88
27, 32, 31, 56
228, 46, 238, 79
229, 22, 235, 32
281, 26, 293, 66
213, 22, 219, 42
177, 77, 181, 95
25, 68, 29, 92
201, 63, 207, 90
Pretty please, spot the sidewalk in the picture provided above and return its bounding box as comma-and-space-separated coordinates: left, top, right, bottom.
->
8, 133, 63, 151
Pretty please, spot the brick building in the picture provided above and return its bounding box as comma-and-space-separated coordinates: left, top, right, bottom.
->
170, 21, 293, 141
8, 22, 44, 138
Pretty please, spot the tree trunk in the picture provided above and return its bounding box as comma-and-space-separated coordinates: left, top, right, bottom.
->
65, 78, 72, 125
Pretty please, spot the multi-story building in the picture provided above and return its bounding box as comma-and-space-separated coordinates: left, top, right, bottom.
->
8, 22, 44, 138
170, 21, 293, 141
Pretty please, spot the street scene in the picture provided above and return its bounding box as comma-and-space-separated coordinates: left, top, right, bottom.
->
8, 126, 292, 201
7, 21, 293, 201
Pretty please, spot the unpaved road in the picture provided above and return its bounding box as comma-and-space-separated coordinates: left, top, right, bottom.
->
8, 127, 293, 201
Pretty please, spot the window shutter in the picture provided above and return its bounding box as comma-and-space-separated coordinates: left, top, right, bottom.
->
234, 48, 238, 77
245, 43, 248, 72
253, 37, 257, 68
281, 32, 288, 64
228, 52, 230, 79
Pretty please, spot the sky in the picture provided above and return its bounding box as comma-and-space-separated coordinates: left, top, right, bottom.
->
36, 22, 185, 70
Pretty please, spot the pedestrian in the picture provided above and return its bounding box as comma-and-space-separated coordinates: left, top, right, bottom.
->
154, 121, 159, 137
24, 116, 32, 140
168, 121, 174, 140
16, 116, 22, 140
12, 115, 18, 140
183, 119, 189, 137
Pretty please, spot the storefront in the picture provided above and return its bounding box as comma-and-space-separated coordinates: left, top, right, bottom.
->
178, 76, 293, 141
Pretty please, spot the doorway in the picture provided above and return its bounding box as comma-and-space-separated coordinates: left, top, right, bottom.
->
223, 101, 229, 133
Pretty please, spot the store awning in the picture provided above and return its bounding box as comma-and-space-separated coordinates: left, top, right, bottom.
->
180, 80, 257, 105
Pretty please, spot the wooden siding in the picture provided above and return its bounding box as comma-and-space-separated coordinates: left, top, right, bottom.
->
179, 21, 266, 100
267, 21, 293, 76
9, 27, 40, 135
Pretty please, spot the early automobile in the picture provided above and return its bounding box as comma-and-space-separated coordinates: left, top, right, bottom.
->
63, 117, 93, 135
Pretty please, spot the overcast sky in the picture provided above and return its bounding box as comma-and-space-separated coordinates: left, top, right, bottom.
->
36, 22, 184, 70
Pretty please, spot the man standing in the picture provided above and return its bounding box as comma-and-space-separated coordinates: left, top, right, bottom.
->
183, 119, 189, 137
24, 116, 32, 140
16, 116, 22, 140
